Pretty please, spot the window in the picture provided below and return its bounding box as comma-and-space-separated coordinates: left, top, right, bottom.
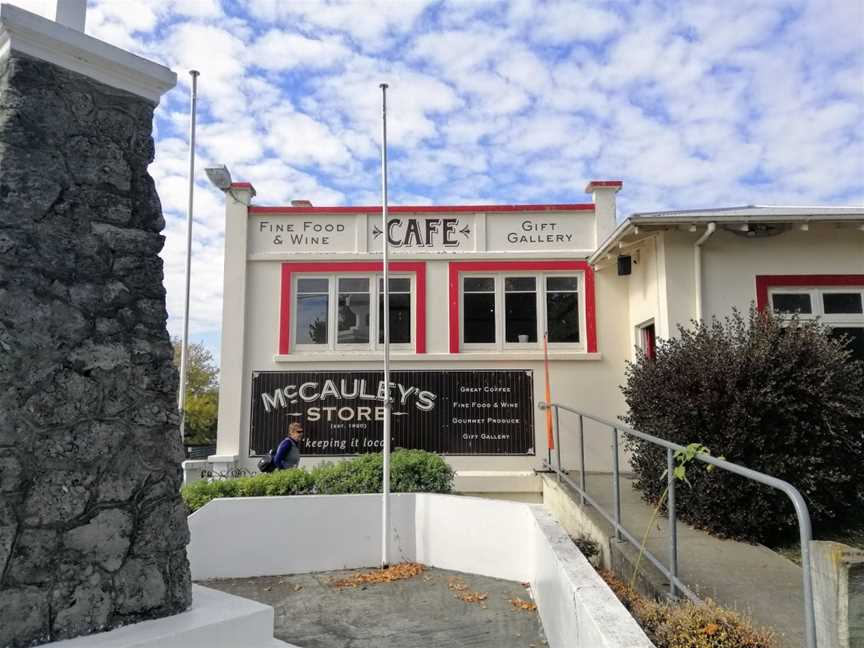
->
771, 292, 812, 315
463, 277, 495, 343
296, 278, 329, 345
378, 278, 411, 344
639, 321, 656, 360
768, 286, 864, 362
546, 277, 580, 343
294, 274, 414, 351
505, 277, 537, 343
460, 273, 583, 350
337, 278, 370, 344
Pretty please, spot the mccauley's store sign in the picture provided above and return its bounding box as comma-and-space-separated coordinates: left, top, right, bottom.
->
250, 370, 535, 456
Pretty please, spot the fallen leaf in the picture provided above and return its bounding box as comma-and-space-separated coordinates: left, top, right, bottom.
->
331, 563, 425, 589
509, 597, 537, 611
293, 585, 303, 592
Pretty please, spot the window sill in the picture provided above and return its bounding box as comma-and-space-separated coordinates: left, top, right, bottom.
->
273, 352, 602, 362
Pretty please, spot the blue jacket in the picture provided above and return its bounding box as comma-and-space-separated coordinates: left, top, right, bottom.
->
273, 436, 300, 469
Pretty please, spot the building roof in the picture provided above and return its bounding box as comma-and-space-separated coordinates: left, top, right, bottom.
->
590, 204, 864, 265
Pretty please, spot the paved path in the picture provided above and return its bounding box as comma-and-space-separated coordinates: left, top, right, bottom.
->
202, 567, 547, 648
567, 472, 806, 648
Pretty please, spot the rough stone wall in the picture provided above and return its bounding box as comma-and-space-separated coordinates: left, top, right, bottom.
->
0, 54, 191, 646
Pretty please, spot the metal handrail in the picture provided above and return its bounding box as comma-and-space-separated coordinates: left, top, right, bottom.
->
539, 401, 816, 648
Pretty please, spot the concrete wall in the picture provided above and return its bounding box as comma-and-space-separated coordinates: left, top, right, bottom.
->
812, 541, 864, 648
188, 494, 653, 648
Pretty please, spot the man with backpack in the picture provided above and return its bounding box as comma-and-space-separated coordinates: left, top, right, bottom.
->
272, 422, 304, 470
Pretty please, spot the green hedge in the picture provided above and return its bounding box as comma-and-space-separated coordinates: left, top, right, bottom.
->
182, 449, 454, 512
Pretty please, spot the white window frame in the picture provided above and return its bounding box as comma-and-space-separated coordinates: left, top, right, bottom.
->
768, 286, 864, 329
459, 271, 586, 352
292, 273, 415, 353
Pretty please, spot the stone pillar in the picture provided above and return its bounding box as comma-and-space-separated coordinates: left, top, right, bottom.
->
0, 6, 188, 646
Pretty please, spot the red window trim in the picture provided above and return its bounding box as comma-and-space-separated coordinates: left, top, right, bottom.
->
447, 260, 597, 353
279, 262, 427, 354
756, 275, 864, 310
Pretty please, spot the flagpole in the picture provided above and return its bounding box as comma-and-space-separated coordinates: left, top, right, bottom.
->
379, 82, 391, 568
178, 69, 200, 443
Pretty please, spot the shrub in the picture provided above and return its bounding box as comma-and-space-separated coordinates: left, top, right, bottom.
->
181, 468, 314, 511
181, 449, 454, 512
600, 570, 778, 648
622, 307, 864, 543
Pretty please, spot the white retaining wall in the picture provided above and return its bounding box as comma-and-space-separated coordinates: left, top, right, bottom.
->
188, 494, 653, 648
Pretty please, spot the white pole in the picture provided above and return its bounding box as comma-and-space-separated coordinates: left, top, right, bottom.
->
380, 82, 391, 568
178, 70, 200, 443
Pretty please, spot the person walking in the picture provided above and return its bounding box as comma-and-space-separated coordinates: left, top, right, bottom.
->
273, 422, 304, 470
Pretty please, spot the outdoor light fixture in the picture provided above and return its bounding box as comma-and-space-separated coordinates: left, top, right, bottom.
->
205, 164, 232, 190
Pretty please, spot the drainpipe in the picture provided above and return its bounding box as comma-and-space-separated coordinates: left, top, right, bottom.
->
694, 222, 716, 321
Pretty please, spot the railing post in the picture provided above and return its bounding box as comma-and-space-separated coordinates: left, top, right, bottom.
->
612, 427, 622, 541
667, 447, 678, 598
554, 406, 562, 480
578, 414, 586, 505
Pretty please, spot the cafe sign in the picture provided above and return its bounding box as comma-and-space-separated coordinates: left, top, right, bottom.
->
250, 370, 535, 456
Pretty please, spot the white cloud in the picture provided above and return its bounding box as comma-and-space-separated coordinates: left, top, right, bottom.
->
249, 30, 352, 70
243, 0, 433, 48
15, 0, 859, 356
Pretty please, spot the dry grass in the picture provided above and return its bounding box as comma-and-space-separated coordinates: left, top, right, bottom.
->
600, 570, 779, 648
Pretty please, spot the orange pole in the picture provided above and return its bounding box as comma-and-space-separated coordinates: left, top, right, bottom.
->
543, 332, 554, 450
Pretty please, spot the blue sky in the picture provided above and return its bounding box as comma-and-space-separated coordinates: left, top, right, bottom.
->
12, 0, 864, 359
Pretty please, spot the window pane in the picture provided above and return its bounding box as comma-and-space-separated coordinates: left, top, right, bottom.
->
339, 277, 369, 293
823, 293, 863, 315
297, 277, 328, 293
378, 277, 410, 293
547, 276, 578, 291
464, 293, 495, 343
505, 277, 536, 292
379, 293, 411, 344
338, 293, 370, 343
464, 277, 494, 292
771, 293, 812, 314
505, 292, 537, 342
296, 294, 328, 344
829, 327, 864, 363
547, 292, 580, 343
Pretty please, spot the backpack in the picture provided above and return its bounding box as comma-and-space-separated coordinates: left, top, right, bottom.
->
257, 448, 276, 473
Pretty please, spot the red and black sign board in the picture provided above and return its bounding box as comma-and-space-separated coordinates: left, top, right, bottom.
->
249, 370, 535, 456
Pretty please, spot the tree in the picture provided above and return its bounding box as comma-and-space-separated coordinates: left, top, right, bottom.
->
622, 307, 864, 543
173, 339, 219, 446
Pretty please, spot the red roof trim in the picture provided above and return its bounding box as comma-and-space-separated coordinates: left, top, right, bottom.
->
250, 203, 594, 215
585, 180, 623, 193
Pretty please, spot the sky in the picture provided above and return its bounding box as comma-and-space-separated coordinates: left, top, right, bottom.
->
10, 0, 864, 360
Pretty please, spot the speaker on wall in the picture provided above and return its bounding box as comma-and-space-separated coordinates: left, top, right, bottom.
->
617, 255, 632, 276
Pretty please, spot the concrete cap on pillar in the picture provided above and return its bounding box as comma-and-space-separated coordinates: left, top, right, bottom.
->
229, 182, 257, 198
585, 180, 623, 193
0, 4, 176, 102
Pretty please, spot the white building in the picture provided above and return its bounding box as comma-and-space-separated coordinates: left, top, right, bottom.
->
199, 180, 863, 491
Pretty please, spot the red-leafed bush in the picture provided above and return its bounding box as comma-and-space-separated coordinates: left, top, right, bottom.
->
622, 307, 864, 543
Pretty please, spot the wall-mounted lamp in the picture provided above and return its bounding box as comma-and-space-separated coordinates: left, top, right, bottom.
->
205, 164, 232, 191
